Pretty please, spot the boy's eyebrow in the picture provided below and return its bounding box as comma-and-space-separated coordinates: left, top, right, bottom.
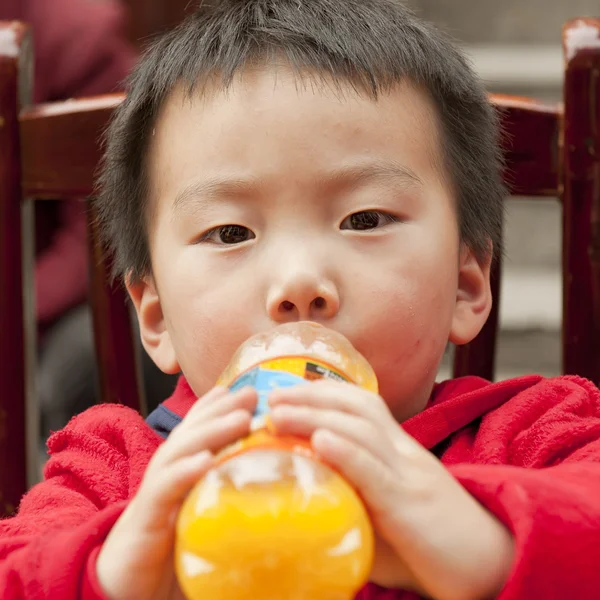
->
325, 161, 424, 190
171, 160, 423, 215
172, 176, 259, 217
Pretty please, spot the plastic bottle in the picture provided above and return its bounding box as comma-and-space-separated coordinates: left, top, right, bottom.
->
175, 322, 377, 600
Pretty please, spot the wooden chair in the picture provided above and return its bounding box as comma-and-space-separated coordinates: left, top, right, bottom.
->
1, 18, 599, 516
0, 22, 143, 516
455, 18, 600, 382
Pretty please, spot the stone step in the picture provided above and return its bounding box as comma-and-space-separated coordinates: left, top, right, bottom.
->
504, 199, 561, 271
413, 0, 599, 46
500, 267, 561, 331
464, 44, 562, 92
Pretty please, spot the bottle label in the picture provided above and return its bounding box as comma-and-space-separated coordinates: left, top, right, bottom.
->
229, 357, 350, 429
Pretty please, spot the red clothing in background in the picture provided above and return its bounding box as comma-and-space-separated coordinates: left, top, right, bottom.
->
0, 0, 136, 326
1, 374, 600, 598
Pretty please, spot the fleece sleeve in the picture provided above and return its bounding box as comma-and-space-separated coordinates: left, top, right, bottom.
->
449, 376, 600, 599
0, 404, 159, 600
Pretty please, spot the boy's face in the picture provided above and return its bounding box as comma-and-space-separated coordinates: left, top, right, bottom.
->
128, 67, 491, 421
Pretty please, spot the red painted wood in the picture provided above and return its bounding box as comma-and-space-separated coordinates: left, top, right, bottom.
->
20, 95, 123, 198
453, 96, 560, 380
493, 95, 560, 197
562, 18, 600, 384
0, 21, 32, 516
88, 204, 144, 412
452, 96, 560, 380
19, 93, 143, 411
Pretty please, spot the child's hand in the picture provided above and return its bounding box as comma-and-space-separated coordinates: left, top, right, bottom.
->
269, 380, 514, 600
96, 385, 257, 600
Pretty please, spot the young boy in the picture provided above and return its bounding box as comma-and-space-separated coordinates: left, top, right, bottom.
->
2, 0, 600, 598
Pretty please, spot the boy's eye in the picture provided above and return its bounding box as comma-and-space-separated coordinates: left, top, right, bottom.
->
340, 210, 398, 231
200, 224, 256, 245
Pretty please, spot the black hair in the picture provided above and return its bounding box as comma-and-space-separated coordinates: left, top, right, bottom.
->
95, 0, 505, 281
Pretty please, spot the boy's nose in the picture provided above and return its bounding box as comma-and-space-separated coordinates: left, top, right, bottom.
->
266, 274, 340, 323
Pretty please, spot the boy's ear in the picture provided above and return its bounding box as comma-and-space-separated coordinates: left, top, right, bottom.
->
449, 245, 493, 346
126, 274, 180, 374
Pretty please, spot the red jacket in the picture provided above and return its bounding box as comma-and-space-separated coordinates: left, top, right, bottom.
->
1, 374, 600, 598
0, 0, 136, 327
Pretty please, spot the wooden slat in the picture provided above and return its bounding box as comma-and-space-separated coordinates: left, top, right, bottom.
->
0, 21, 33, 516
492, 95, 561, 197
88, 204, 145, 413
19, 94, 124, 198
452, 96, 559, 381
20, 93, 146, 414
19, 92, 560, 200
562, 18, 600, 384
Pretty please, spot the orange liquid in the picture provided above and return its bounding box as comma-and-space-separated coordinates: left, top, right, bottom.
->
175, 450, 374, 600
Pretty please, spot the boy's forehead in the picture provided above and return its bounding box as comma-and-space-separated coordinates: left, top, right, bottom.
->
156, 65, 440, 139
148, 66, 447, 201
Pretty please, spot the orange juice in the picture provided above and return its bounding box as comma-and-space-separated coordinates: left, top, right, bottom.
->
175, 322, 376, 600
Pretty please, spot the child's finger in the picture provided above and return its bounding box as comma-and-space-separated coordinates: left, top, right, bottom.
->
188, 385, 229, 412
181, 386, 258, 430
311, 429, 399, 519
180, 386, 256, 428
269, 380, 382, 420
135, 450, 215, 530
152, 409, 251, 468
271, 404, 394, 465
